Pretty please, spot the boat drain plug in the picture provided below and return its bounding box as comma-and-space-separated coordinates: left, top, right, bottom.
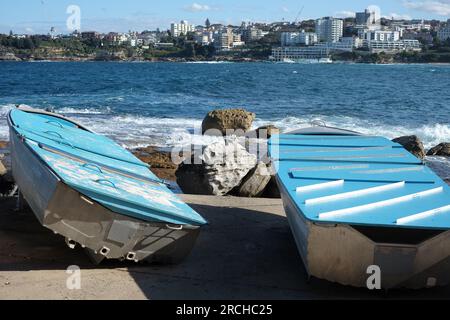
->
100, 247, 111, 256
65, 238, 77, 250
126, 252, 137, 262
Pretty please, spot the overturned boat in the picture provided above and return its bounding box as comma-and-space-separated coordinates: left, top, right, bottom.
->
7, 106, 207, 264
269, 126, 450, 289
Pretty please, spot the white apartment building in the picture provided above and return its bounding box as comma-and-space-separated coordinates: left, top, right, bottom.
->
137, 33, 159, 46
367, 39, 421, 53
281, 31, 318, 46
315, 17, 343, 43
314, 40, 354, 52
340, 36, 364, 49
438, 19, 450, 41
214, 27, 234, 50
241, 26, 266, 42
362, 30, 401, 42
271, 46, 330, 61
392, 20, 432, 32
194, 31, 214, 45
171, 20, 195, 37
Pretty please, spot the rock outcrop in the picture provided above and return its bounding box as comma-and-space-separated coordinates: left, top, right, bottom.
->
255, 125, 280, 139
131, 146, 183, 181
261, 176, 281, 199
392, 135, 426, 160
234, 162, 272, 198
0, 160, 6, 177
176, 139, 257, 196
0, 158, 15, 197
427, 143, 450, 157
202, 109, 256, 135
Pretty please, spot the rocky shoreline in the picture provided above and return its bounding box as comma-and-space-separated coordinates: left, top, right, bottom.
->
0, 52, 263, 63
1, 109, 449, 200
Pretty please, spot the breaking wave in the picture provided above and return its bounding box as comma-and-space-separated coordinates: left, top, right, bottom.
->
1, 105, 449, 151
55, 107, 112, 115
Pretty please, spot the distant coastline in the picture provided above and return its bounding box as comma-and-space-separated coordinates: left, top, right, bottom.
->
0, 56, 264, 63
2, 51, 450, 64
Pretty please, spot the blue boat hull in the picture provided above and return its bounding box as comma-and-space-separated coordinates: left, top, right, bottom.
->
272, 127, 450, 289
278, 175, 450, 289
8, 107, 203, 264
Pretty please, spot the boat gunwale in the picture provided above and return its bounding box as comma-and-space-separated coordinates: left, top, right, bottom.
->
271, 128, 450, 231
275, 174, 450, 233
7, 110, 207, 227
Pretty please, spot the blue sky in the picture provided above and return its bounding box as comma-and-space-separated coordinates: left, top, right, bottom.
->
1, 0, 450, 34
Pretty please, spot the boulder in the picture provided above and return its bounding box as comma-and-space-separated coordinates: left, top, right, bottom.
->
235, 162, 272, 198
0, 158, 16, 197
261, 176, 281, 199
202, 109, 256, 135
0, 160, 6, 176
131, 146, 183, 182
176, 139, 257, 196
132, 146, 179, 170
392, 135, 426, 160
427, 143, 450, 157
255, 125, 280, 139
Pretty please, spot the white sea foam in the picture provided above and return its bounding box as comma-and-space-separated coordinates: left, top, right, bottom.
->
253, 116, 450, 150
1, 105, 449, 152
1, 105, 449, 180
55, 107, 112, 115
184, 61, 233, 64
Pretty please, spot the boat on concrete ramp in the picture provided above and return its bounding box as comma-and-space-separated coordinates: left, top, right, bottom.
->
7, 106, 207, 264
268, 125, 450, 289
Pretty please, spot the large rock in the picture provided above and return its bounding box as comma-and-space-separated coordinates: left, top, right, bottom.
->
0, 158, 16, 197
427, 143, 450, 157
235, 162, 272, 198
176, 139, 257, 196
202, 109, 256, 135
392, 135, 426, 160
261, 176, 281, 199
0, 160, 6, 176
131, 146, 183, 182
255, 125, 280, 139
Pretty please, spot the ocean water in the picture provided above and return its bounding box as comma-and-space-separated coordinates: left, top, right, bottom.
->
0, 61, 449, 151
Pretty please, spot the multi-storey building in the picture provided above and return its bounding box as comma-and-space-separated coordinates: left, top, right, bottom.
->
170, 20, 195, 37
438, 19, 450, 41
315, 17, 344, 43
281, 31, 318, 46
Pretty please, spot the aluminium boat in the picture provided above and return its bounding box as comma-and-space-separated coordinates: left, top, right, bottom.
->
268, 125, 450, 289
7, 106, 207, 264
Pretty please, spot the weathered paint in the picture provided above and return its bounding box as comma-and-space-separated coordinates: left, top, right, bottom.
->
9, 109, 207, 226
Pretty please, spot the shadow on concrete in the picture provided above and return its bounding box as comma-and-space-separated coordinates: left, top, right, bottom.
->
1, 197, 450, 299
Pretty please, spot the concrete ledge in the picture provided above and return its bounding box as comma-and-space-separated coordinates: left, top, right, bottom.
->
1, 195, 450, 299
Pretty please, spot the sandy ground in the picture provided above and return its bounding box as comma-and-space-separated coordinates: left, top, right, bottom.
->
2, 195, 450, 300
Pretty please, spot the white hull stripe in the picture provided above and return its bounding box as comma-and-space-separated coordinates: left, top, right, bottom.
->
318, 187, 444, 220
396, 205, 450, 225
296, 180, 344, 193
305, 182, 406, 205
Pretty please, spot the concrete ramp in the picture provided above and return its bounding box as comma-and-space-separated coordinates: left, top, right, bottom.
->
1, 195, 450, 299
